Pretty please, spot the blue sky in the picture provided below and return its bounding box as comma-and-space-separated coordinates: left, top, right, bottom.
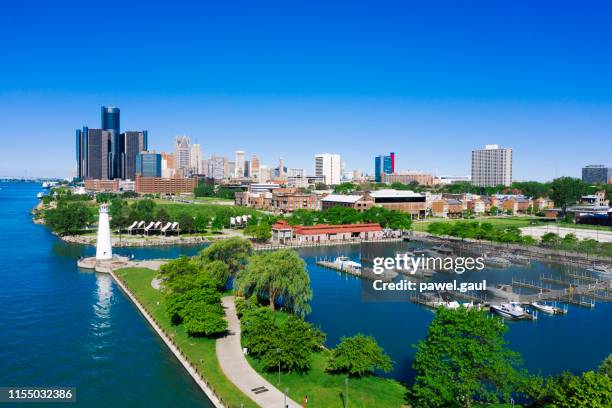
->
1, 0, 611, 179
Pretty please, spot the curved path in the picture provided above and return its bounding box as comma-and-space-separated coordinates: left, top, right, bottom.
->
216, 296, 301, 408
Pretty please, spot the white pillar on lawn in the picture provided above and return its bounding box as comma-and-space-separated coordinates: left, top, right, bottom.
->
95, 204, 113, 260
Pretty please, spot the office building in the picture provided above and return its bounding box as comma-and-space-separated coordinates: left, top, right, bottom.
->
173, 136, 191, 174
314, 153, 342, 186
208, 156, 227, 180
135, 174, 199, 195
582, 165, 611, 184
76, 106, 147, 180
383, 171, 434, 186
471, 144, 512, 187
374, 152, 395, 182
135, 151, 162, 177
122, 131, 147, 180
250, 155, 260, 180
190, 144, 203, 174
288, 168, 305, 178
235, 150, 245, 178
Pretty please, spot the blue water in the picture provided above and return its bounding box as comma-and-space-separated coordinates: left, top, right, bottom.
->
298, 243, 612, 382
0, 182, 212, 407
2, 182, 609, 404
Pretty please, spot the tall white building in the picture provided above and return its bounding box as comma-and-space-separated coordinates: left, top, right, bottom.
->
471, 144, 512, 187
234, 150, 245, 178
208, 155, 227, 180
288, 168, 305, 178
173, 135, 191, 174
314, 153, 342, 186
190, 143, 203, 174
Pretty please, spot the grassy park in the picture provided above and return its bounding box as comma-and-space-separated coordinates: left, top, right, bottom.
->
114, 267, 258, 408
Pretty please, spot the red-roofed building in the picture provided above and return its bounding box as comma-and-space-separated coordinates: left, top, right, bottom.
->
271, 220, 383, 243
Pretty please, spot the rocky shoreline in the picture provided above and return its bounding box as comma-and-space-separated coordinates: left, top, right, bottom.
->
61, 234, 212, 247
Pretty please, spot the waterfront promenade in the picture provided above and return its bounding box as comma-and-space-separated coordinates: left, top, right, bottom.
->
216, 296, 301, 408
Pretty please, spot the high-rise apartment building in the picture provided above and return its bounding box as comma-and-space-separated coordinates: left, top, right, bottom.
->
288, 168, 305, 178
208, 156, 227, 180
190, 144, 203, 174
314, 153, 342, 185
582, 165, 611, 184
374, 152, 395, 182
471, 144, 513, 187
250, 155, 260, 180
76, 106, 147, 180
135, 151, 162, 177
235, 150, 245, 178
173, 136, 191, 174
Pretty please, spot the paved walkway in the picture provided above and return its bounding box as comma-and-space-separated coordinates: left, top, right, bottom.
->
216, 296, 301, 408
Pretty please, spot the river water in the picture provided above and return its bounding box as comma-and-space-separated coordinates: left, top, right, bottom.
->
2, 182, 609, 406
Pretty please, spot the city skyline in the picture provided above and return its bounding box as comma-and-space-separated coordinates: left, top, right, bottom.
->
2, 1, 612, 179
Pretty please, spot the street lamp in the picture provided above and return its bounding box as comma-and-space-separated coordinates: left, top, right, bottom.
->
284, 387, 289, 408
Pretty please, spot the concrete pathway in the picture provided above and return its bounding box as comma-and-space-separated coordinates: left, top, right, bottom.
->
216, 296, 301, 408
521, 225, 612, 243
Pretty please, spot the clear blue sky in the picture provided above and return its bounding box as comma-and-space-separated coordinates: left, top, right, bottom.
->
1, 0, 611, 180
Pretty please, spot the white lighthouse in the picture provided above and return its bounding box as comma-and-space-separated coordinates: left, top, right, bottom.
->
95, 204, 113, 260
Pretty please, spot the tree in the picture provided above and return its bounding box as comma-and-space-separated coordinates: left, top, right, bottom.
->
599, 354, 612, 378
541, 232, 562, 248
244, 222, 271, 242
158, 256, 201, 293
322, 206, 360, 224
45, 202, 95, 235
333, 182, 357, 194
194, 213, 209, 232
154, 207, 171, 223
236, 249, 312, 316
165, 285, 227, 337
410, 307, 527, 408
198, 237, 253, 275
177, 213, 195, 233
194, 181, 215, 197
201, 260, 231, 290
543, 371, 612, 408
211, 216, 224, 233
327, 334, 393, 377
550, 177, 586, 213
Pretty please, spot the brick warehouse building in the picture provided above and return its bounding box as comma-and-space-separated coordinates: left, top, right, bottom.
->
271, 220, 383, 243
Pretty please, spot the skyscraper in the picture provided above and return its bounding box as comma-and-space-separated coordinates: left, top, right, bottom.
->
173, 136, 191, 174
208, 155, 227, 180
582, 165, 611, 184
135, 151, 162, 177
76, 107, 147, 180
250, 155, 260, 180
235, 150, 245, 178
122, 131, 147, 180
190, 143, 203, 174
315, 153, 342, 185
471, 144, 513, 187
374, 152, 395, 182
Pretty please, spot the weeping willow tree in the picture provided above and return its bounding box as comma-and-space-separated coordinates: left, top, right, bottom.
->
235, 249, 312, 317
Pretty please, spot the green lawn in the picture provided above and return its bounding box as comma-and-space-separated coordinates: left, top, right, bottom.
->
247, 352, 407, 408
152, 202, 262, 219
114, 267, 258, 408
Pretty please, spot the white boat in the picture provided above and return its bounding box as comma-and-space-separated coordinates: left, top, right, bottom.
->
490, 303, 526, 319
36, 192, 45, 199
587, 264, 612, 276
531, 302, 555, 314
333, 256, 362, 273
434, 300, 461, 309
488, 284, 519, 301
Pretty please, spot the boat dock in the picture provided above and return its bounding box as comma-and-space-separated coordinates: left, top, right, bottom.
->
315, 257, 396, 282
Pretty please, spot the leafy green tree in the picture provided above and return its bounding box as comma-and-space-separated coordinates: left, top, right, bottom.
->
541, 232, 562, 248
211, 216, 224, 232
333, 182, 357, 194
182, 302, 227, 337
198, 237, 253, 275
177, 213, 195, 233
194, 181, 215, 197
131, 199, 157, 222
109, 199, 130, 232
599, 354, 612, 378
194, 213, 209, 232
201, 260, 231, 290
236, 249, 312, 316
322, 206, 361, 224
410, 307, 527, 407
154, 207, 171, 223
543, 371, 612, 408
45, 202, 95, 235
327, 334, 393, 377
158, 256, 201, 293
289, 209, 317, 226
551, 177, 586, 213
244, 222, 271, 242
562, 233, 578, 246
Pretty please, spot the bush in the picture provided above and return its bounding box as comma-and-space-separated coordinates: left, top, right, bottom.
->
327, 334, 393, 377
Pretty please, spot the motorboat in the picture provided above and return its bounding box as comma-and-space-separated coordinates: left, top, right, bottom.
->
490, 303, 526, 319
587, 264, 612, 276
333, 256, 362, 273
36, 192, 45, 199
488, 284, 519, 301
530, 302, 555, 314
